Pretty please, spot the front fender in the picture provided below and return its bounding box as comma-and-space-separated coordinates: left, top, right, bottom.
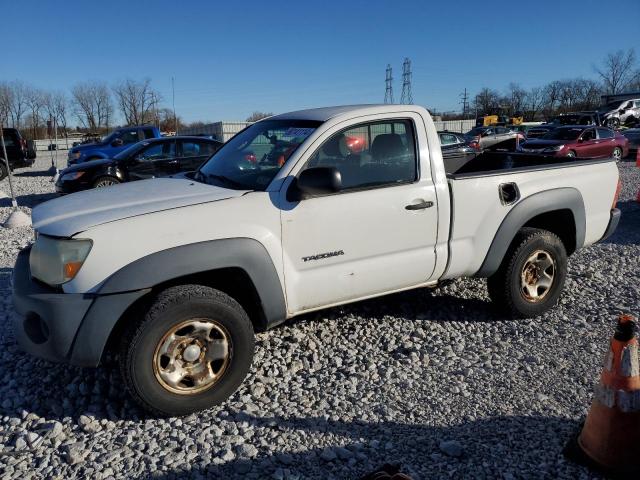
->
69, 238, 287, 365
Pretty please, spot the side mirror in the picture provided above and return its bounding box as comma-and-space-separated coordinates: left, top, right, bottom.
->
111, 138, 124, 147
577, 137, 584, 143
289, 167, 342, 201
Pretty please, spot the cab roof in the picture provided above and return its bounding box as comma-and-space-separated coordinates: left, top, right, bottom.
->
269, 104, 426, 122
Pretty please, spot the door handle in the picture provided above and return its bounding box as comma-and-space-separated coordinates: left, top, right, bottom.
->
405, 200, 433, 210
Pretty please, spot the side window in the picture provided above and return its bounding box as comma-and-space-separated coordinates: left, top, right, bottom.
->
581, 129, 595, 141
121, 130, 140, 144
495, 127, 508, 134
439, 133, 459, 145
2, 133, 16, 147
199, 142, 220, 156
136, 142, 176, 161
597, 128, 614, 139
305, 119, 417, 191
181, 141, 201, 157
143, 128, 156, 139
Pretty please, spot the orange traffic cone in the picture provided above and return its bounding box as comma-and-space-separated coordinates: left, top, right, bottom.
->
565, 314, 640, 477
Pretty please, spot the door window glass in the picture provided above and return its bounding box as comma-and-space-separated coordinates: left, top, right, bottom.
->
143, 128, 156, 139
439, 133, 459, 145
581, 129, 596, 141
305, 119, 417, 191
121, 130, 140, 144
597, 128, 614, 139
136, 141, 176, 161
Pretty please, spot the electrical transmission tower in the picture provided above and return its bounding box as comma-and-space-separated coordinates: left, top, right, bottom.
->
459, 88, 469, 118
384, 64, 394, 104
400, 57, 413, 104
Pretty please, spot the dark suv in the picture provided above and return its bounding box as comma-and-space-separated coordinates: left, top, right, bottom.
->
1, 128, 37, 180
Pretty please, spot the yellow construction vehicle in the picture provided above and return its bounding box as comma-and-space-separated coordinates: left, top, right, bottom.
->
476, 109, 523, 127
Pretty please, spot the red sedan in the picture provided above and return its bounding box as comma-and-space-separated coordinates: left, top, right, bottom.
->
518, 126, 629, 160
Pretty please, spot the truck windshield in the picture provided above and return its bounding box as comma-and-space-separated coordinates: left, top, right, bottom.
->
196, 119, 321, 190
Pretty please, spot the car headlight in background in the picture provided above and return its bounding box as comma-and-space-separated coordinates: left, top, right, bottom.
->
543, 145, 564, 152
60, 171, 84, 181
29, 235, 92, 286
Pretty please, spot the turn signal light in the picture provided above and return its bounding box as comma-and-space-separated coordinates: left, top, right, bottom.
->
63, 261, 83, 280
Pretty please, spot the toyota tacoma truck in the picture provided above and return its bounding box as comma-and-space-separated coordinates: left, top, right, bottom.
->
13, 105, 621, 416
67, 125, 161, 166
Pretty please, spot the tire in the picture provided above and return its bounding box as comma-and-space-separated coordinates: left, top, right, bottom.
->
0, 162, 7, 181
119, 285, 255, 416
612, 147, 622, 161
566, 150, 576, 158
93, 176, 120, 188
487, 228, 567, 319
607, 117, 620, 128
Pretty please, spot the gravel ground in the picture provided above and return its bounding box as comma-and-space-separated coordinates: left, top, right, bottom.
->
0, 153, 638, 479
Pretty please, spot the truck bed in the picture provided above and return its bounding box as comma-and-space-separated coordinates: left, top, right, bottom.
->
445, 151, 615, 178
442, 152, 619, 280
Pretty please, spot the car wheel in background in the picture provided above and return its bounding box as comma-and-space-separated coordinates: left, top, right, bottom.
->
119, 285, 255, 416
487, 228, 567, 318
606, 117, 620, 128
93, 176, 120, 188
612, 147, 622, 161
566, 150, 576, 158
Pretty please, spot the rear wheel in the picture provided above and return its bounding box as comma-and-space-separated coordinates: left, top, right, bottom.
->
119, 285, 255, 416
93, 176, 120, 188
487, 228, 567, 318
612, 147, 622, 161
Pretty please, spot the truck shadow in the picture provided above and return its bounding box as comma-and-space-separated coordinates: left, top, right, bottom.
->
0, 192, 58, 209
144, 412, 590, 479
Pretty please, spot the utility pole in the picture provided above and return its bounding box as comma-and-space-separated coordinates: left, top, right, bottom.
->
459, 88, 469, 118
172, 77, 177, 135
384, 64, 394, 104
400, 58, 413, 105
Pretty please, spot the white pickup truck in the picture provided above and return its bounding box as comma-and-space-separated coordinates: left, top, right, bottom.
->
13, 105, 621, 415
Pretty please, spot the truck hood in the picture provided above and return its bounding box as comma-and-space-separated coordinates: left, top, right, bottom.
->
70, 141, 106, 153
33, 178, 248, 237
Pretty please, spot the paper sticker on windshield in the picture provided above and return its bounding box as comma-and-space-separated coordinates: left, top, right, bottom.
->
284, 128, 315, 138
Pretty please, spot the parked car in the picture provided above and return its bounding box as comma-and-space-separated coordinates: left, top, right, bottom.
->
527, 112, 602, 139
464, 126, 523, 150
0, 128, 37, 180
518, 126, 628, 159
14, 105, 621, 415
67, 125, 162, 166
56, 136, 223, 193
438, 131, 479, 171
601, 99, 640, 128
621, 128, 640, 156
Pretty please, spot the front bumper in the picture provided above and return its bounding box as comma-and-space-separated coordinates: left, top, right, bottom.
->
600, 208, 621, 242
12, 247, 149, 367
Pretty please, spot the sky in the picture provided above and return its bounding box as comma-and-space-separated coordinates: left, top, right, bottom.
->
2, 0, 639, 124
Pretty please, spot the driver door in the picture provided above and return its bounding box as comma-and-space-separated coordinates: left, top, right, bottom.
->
127, 140, 177, 180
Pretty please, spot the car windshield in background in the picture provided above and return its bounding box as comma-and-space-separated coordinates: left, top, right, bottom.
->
543, 128, 584, 140
197, 119, 321, 190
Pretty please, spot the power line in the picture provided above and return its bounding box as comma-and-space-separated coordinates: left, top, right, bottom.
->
400, 58, 413, 104
384, 64, 394, 104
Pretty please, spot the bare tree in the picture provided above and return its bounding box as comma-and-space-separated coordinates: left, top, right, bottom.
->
594, 49, 640, 94
25, 86, 45, 139
112, 78, 160, 126
4, 80, 28, 129
44, 91, 70, 147
72, 81, 113, 131
505, 83, 526, 114
0, 82, 11, 124
245, 111, 273, 122
473, 88, 500, 115
523, 87, 544, 120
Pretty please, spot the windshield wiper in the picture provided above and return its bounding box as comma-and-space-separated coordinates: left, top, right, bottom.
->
205, 173, 249, 190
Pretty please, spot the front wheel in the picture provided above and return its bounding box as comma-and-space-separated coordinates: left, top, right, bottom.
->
566, 150, 576, 158
119, 285, 255, 416
487, 228, 567, 318
93, 176, 120, 188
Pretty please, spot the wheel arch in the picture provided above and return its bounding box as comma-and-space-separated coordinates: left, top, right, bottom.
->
475, 188, 585, 277
69, 238, 287, 366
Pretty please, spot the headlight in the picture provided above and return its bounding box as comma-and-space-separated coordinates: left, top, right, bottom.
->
543, 145, 564, 152
60, 171, 84, 181
29, 235, 92, 286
